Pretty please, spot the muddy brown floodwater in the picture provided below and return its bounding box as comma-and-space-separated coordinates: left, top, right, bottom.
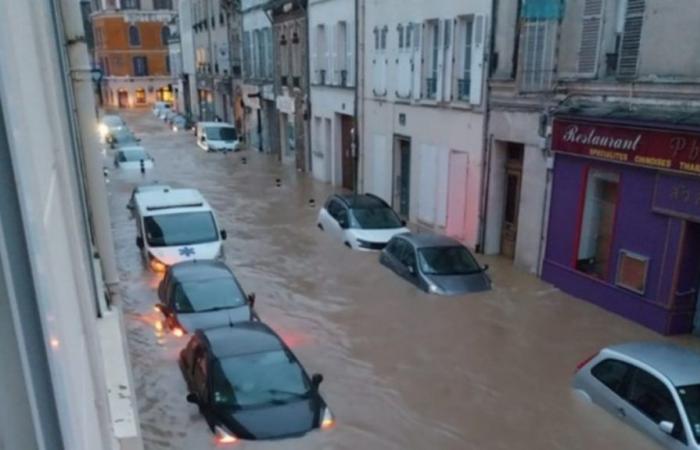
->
107, 111, 697, 450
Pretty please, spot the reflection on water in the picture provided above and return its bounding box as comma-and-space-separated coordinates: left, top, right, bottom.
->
108, 112, 685, 450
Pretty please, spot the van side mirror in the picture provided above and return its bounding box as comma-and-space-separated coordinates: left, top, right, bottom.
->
311, 373, 324, 389
247, 293, 256, 307
482, 264, 490, 272
136, 237, 144, 249
659, 421, 675, 435
186, 393, 199, 405
220, 230, 227, 240
401, 220, 407, 227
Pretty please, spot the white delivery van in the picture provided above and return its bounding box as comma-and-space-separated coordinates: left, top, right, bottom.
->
195, 122, 240, 152
133, 188, 227, 271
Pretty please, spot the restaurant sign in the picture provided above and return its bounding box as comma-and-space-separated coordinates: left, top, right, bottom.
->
552, 118, 700, 176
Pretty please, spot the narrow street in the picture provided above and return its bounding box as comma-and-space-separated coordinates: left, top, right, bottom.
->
107, 111, 689, 450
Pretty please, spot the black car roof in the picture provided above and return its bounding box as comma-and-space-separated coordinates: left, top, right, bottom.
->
203, 322, 285, 359
168, 260, 233, 282
397, 232, 463, 248
333, 193, 388, 209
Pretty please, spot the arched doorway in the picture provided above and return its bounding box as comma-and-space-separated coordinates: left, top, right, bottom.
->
118, 89, 129, 108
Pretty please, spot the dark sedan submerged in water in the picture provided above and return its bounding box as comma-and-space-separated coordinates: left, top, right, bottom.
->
179, 322, 334, 443
380, 233, 491, 295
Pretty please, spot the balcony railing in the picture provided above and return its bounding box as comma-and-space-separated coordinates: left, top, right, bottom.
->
425, 77, 437, 99
457, 78, 470, 101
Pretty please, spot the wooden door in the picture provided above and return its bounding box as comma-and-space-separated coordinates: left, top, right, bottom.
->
340, 115, 354, 191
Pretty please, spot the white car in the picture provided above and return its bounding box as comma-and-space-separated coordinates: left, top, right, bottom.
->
132, 188, 227, 272
113, 146, 154, 171
317, 193, 409, 250
98, 114, 125, 142
195, 122, 240, 152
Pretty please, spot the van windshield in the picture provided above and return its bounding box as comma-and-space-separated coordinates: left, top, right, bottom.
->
144, 212, 218, 247
205, 126, 237, 141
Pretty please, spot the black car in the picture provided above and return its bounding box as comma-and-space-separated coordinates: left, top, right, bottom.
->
179, 322, 334, 442
156, 261, 257, 336
380, 233, 491, 295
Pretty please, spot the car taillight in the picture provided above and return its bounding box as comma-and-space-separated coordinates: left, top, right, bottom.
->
575, 351, 599, 372
214, 426, 238, 445
321, 408, 335, 430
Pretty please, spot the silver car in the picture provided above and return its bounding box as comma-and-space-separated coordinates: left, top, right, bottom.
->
573, 342, 700, 450
379, 233, 491, 295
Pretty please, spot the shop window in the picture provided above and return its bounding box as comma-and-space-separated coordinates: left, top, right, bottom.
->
575, 169, 620, 278
135, 88, 146, 104
616, 250, 649, 294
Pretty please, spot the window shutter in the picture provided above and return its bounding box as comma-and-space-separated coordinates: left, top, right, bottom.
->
412, 22, 422, 99
435, 20, 445, 101
470, 14, 485, 105
347, 21, 355, 86
328, 24, 336, 85
310, 27, 317, 84
577, 0, 603, 76
442, 19, 453, 102
618, 0, 645, 79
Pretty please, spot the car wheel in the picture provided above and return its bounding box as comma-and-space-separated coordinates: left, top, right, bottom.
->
344, 242, 352, 249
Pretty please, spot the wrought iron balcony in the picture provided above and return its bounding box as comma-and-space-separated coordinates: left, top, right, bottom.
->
425, 77, 437, 99
457, 78, 470, 101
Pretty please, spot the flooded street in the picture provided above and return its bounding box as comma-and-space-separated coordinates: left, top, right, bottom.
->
107, 111, 692, 450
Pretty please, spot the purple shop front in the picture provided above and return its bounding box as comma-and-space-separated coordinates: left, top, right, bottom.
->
542, 117, 700, 335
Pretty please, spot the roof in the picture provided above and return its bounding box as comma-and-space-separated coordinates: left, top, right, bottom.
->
134, 188, 209, 216
168, 260, 232, 282
607, 342, 700, 386
335, 193, 388, 209
204, 322, 284, 359
553, 99, 700, 132
398, 232, 463, 248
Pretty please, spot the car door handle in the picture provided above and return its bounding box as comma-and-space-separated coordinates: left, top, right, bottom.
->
616, 407, 626, 418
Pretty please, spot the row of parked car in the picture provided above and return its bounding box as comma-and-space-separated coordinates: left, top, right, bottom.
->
99, 114, 154, 172
126, 181, 333, 443
315, 193, 700, 450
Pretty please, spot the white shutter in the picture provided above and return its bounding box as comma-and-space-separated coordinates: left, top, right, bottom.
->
347, 21, 355, 86
412, 23, 422, 99
578, 0, 603, 75
329, 23, 337, 85
442, 19, 454, 102
618, 0, 645, 78
309, 27, 317, 84
435, 20, 444, 101
470, 14, 485, 105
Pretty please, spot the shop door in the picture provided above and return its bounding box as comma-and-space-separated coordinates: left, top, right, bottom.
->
340, 115, 354, 191
446, 151, 469, 240
501, 144, 524, 259
118, 90, 129, 108
393, 138, 411, 218
673, 221, 700, 335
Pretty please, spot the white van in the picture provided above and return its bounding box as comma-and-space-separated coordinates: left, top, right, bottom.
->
133, 188, 227, 272
195, 122, 240, 152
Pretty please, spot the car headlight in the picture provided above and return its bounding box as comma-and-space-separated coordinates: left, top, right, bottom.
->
214, 425, 238, 444
98, 123, 109, 137
148, 253, 167, 272
321, 408, 335, 430
428, 283, 441, 294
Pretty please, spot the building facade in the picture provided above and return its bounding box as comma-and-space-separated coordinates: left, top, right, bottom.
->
191, 0, 234, 121
270, 0, 309, 170
241, 0, 277, 152
308, 0, 356, 189
492, 0, 700, 335
360, 0, 491, 248
1, 0, 142, 448
92, 0, 178, 107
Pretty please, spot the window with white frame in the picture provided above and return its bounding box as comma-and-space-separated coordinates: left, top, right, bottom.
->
455, 16, 474, 101
315, 24, 327, 84
336, 21, 348, 86
518, 1, 561, 92
423, 20, 440, 99
279, 26, 290, 85
372, 25, 388, 96
396, 23, 412, 98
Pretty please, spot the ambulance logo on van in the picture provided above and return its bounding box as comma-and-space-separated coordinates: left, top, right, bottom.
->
179, 246, 195, 257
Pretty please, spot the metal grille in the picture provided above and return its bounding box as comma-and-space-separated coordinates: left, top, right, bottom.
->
518, 20, 556, 92
618, 0, 645, 79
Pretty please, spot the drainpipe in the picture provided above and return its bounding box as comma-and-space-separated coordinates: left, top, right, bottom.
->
57, 0, 120, 308
477, 0, 498, 253
354, 0, 364, 193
